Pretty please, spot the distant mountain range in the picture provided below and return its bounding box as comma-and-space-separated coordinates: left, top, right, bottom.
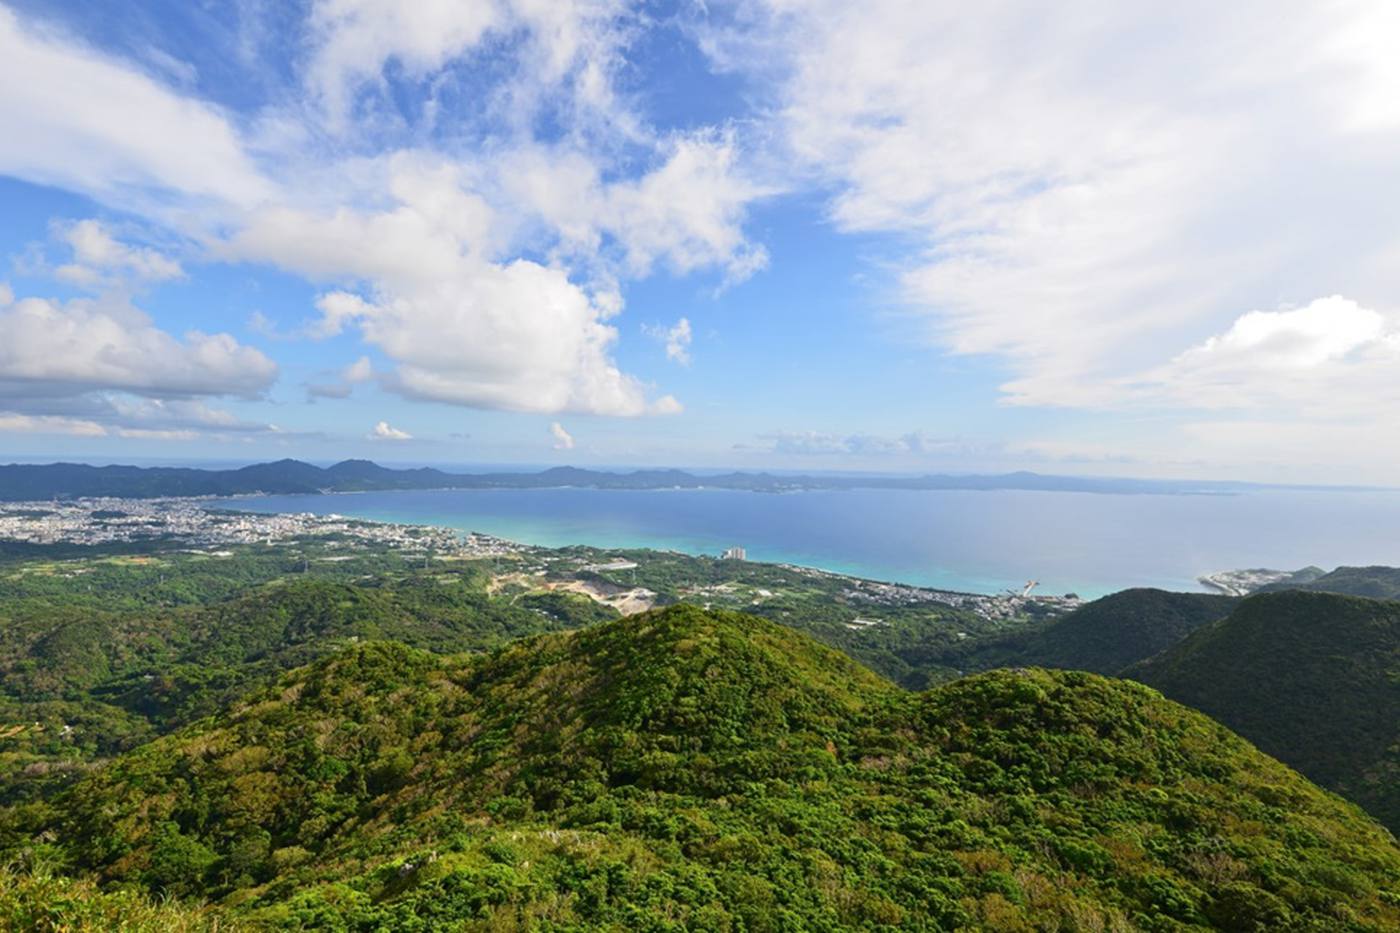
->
0, 457, 1314, 501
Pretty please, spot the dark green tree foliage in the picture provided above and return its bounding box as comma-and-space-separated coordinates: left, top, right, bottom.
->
0, 564, 614, 805
1129, 590, 1400, 834
1257, 565, 1400, 600
940, 588, 1238, 675
5, 606, 1398, 930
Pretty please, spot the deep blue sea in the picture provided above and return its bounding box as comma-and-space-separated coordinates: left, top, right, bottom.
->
228, 486, 1400, 598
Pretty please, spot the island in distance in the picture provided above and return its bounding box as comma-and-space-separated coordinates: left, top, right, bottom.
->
0, 457, 1357, 501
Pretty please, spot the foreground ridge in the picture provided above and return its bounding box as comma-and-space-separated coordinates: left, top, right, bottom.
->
3, 605, 1398, 929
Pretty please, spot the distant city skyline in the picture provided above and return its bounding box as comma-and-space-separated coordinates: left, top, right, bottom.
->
1, 2, 1398, 484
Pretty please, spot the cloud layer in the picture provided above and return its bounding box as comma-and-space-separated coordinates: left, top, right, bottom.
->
0, 2, 767, 423
0, 295, 275, 399
3, 2, 1399, 477
729, 1, 1400, 415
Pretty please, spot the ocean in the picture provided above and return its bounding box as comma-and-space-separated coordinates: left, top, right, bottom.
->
228, 485, 1400, 598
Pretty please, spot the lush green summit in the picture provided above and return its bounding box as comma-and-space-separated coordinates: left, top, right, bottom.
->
1129, 590, 1400, 836
3, 605, 1398, 931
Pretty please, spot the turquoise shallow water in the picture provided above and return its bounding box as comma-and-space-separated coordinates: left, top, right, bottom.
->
229, 485, 1400, 598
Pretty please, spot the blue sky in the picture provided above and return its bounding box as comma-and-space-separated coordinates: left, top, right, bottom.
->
1, 2, 1398, 482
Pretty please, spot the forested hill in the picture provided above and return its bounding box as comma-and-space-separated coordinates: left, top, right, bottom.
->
941, 588, 1238, 675
0, 458, 1284, 500
1256, 565, 1400, 599
1128, 590, 1400, 833
3, 605, 1398, 929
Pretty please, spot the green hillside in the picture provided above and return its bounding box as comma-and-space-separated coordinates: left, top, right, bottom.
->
944, 588, 1238, 675
1129, 590, 1400, 834
1257, 565, 1400, 600
0, 573, 612, 806
5, 606, 1398, 930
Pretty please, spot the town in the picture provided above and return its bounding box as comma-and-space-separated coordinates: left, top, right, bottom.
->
0, 497, 521, 558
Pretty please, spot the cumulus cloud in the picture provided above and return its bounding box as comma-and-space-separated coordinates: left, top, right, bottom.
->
52, 219, 183, 289
1138, 295, 1400, 413
0, 295, 276, 399
0, 5, 770, 424
369, 419, 412, 440
1171, 296, 1388, 372
550, 421, 575, 450
225, 158, 689, 416
0, 282, 283, 441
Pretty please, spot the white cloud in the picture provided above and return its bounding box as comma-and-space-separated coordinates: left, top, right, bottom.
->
498, 132, 770, 284
0, 7, 767, 423
550, 421, 575, 450
0, 392, 282, 437
369, 420, 412, 440
754, 430, 950, 457
0, 295, 277, 399
1171, 296, 1387, 371
306, 0, 502, 129
114, 427, 199, 441
225, 158, 689, 416
342, 355, 374, 384
103, 397, 280, 434
0, 7, 268, 210
306, 355, 377, 400
0, 413, 107, 436
646, 317, 693, 365
599, 133, 769, 282
717, 1, 1400, 415
1138, 295, 1400, 413
52, 219, 183, 289
303, 0, 635, 136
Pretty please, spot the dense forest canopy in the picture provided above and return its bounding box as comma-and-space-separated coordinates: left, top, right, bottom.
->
1, 538, 1398, 929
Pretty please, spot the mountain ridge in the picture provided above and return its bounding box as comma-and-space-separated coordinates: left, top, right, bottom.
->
940, 587, 1239, 676
0, 458, 1353, 501
1128, 589, 1400, 833
5, 605, 1398, 929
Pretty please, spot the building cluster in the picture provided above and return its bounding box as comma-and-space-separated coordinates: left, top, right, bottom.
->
839, 577, 1081, 621
0, 498, 522, 558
